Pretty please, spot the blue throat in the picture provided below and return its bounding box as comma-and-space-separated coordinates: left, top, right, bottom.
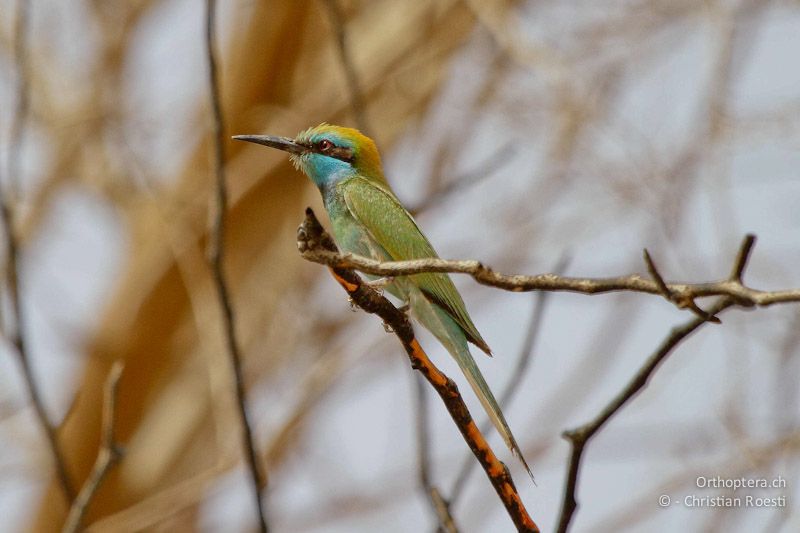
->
301, 152, 356, 190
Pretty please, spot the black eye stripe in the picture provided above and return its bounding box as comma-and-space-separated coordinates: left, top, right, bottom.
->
328, 146, 354, 163
300, 140, 354, 163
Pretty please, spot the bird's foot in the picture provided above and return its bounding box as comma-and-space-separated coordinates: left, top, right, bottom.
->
347, 297, 358, 312
382, 322, 394, 333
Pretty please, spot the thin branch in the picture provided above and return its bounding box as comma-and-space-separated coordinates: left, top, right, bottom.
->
204, 2, 268, 532
642, 248, 671, 298
555, 297, 734, 533
554, 235, 760, 532
298, 209, 539, 533
321, 0, 371, 135
730, 233, 756, 283
449, 255, 568, 503
415, 376, 459, 533
299, 233, 799, 310
1, 0, 75, 504
62, 361, 125, 533
643, 248, 720, 323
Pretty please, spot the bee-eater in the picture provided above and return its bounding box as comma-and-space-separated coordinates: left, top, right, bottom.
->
234, 124, 531, 476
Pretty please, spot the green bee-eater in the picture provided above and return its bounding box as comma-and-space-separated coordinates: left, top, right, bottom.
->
234, 124, 531, 476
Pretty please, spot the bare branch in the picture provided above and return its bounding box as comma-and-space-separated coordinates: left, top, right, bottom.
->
1, 0, 75, 504
299, 235, 799, 310
730, 233, 756, 283
555, 297, 735, 533
642, 249, 671, 298
643, 248, 720, 323
204, 2, 268, 531
298, 211, 781, 533
62, 361, 125, 533
298, 209, 539, 533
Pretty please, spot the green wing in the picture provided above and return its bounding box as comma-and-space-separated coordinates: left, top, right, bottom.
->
341, 177, 491, 355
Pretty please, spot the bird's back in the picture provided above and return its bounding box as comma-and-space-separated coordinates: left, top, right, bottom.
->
334, 176, 491, 355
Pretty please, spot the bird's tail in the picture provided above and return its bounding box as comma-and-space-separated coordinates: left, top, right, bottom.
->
453, 342, 535, 482
410, 290, 534, 481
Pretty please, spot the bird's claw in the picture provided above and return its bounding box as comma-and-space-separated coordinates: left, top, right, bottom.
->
347, 297, 358, 312
382, 322, 394, 333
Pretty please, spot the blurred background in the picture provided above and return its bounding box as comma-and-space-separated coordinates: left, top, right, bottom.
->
1, 0, 799, 531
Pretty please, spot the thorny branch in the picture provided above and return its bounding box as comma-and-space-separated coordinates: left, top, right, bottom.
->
299, 215, 791, 532
1, 0, 75, 504
204, 1, 268, 531
554, 234, 759, 533
299, 233, 800, 313
555, 298, 733, 533
298, 209, 539, 533
643, 248, 720, 323
62, 361, 124, 533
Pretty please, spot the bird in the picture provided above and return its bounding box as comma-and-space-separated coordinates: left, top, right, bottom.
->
233, 123, 532, 477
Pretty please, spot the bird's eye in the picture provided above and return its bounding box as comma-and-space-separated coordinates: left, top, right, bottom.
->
317, 139, 334, 152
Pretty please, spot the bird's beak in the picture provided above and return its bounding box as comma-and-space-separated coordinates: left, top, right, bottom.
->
232, 135, 306, 155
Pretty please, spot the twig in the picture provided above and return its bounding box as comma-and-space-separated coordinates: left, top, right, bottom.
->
415, 376, 459, 533
321, 0, 371, 135
449, 255, 567, 503
555, 235, 759, 531
730, 233, 756, 283
642, 249, 672, 299
555, 297, 733, 533
1, 0, 75, 504
299, 233, 798, 310
204, 2, 268, 531
62, 361, 124, 533
298, 209, 539, 533
553, 235, 759, 532
643, 248, 720, 323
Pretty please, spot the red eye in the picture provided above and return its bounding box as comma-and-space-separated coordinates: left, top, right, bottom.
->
318, 139, 334, 152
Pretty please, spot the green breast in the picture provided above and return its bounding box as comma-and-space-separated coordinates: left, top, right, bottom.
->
324, 181, 392, 263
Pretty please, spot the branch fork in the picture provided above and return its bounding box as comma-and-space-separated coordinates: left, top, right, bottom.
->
299, 213, 784, 533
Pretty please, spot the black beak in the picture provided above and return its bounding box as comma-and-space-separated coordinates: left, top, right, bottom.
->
232, 135, 306, 155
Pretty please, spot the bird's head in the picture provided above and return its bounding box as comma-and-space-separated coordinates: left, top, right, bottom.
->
234, 123, 385, 189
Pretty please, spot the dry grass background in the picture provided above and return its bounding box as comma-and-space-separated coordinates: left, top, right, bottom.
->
0, 0, 799, 531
